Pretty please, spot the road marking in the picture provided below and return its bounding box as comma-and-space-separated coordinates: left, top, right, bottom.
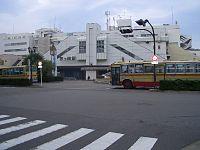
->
0, 120, 46, 135
128, 137, 158, 150
0, 124, 67, 150
0, 117, 26, 125
81, 132, 124, 150
35, 128, 94, 150
0, 115, 9, 119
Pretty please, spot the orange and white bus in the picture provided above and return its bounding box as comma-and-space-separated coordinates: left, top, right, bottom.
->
111, 61, 200, 88
0, 65, 38, 82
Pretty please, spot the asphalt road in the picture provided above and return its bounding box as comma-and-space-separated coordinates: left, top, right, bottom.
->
0, 81, 200, 150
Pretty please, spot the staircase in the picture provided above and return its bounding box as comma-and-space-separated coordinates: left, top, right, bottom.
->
57, 46, 76, 59
12, 59, 22, 66
109, 32, 165, 60
110, 44, 143, 60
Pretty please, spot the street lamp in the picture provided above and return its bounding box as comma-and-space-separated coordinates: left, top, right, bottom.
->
135, 19, 157, 88
28, 46, 36, 83
38, 61, 43, 86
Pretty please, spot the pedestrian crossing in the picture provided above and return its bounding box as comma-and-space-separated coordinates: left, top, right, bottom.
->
0, 114, 158, 150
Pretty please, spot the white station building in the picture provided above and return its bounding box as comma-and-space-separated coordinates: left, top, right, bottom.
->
43, 19, 199, 80
0, 18, 199, 79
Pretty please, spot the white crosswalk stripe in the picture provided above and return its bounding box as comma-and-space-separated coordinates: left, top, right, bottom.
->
0, 114, 158, 150
0, 115, 9, 119
128, 137, 158, 150
0, 117, 26, 125
0, 124, 67, 150
0, 120, 46, 135
34, 128, 94, 150
81, 132, 124, 150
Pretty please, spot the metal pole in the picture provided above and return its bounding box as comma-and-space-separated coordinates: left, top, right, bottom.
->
28, 59, 31, 80
40, 68, 42, 86
30, 53, 33, 83
146, 20, 156, 88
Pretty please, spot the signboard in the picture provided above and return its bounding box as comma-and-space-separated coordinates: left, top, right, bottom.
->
151, 55, 158, 64
38, 61, 42, 68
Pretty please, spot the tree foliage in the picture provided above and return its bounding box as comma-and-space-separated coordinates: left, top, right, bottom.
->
23, 53, 43, 66
23, 53, 53, 78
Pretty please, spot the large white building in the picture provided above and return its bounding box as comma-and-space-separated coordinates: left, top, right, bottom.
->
43, 19, 199, 80
0, 19, 199, 79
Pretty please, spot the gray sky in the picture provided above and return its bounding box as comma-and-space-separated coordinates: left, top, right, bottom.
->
0, 0, 200, 48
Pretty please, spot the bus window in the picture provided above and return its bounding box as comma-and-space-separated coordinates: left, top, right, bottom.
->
166, 64, 175, 73
19, 68, 24, 74
144, 66, 153, 73
121, 65, 128, 73
128, 64, 134, 73
7, 69, 14, 75
32, 66, 37, 72
156, 65, 164, 73
135, 64, 143, 73
13, 68, 18, 75
195, 63, 200, 73
0, 69, 2, 75
185, 63, 194, 73
2, 69, 6, 75
176, 64, 185, 73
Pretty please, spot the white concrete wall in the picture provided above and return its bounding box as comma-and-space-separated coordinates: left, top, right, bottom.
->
0, 33, 33, 55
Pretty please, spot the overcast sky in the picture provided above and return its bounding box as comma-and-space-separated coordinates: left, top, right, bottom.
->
0, 0, 200, 48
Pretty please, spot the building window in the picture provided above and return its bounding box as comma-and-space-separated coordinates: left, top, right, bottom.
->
0, 59, 4, 65
67, 57, 71, 60
97, 40, 104, 53
4, 42, 27, 46
72, 56, 76, 60
4, 48, 27, 52
79, 41, 86, 53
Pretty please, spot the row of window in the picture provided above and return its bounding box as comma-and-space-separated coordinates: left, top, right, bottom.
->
4, 42, 27, 46
0, 68, 24, 75
4, 48, 27, 52
141, 34, 158, 37
121, 63, 200, 74
7, 36, 26, 40
60, 56, 76, 61
79, 40, 105, 53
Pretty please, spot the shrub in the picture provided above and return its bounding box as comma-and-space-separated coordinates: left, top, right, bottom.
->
159, 80, 200, 91
0, 78, 32, 86
38, 76, 64, 82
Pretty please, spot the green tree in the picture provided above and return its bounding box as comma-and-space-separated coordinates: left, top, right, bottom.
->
23, 53, 43, 66
42, 60, 53, 77
23, 53, 53, 79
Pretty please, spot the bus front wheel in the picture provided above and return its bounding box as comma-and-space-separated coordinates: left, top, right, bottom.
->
123, 80, 133, 89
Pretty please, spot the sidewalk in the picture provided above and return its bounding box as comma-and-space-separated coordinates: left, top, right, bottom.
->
182, 141, 200, 150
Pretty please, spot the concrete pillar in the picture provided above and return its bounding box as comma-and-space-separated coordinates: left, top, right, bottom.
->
85, 23, 101, 80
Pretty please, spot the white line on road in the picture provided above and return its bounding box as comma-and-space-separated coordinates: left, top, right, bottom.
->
0, 120, 46, 135
81, 132, 124, 150
0, 117, 26, 125
0, 124, 67, 150
34, 128, 94, 150
0, 115, 9, 119
128, 137, 158, 150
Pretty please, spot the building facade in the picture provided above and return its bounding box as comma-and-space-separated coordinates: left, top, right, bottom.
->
0, 19, 199, 80
44, 19, 198, 80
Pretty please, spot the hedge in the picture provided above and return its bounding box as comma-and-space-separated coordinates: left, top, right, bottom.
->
0, 78, 32, 86
159, 79, 200, 91
38, 76, 64, 82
